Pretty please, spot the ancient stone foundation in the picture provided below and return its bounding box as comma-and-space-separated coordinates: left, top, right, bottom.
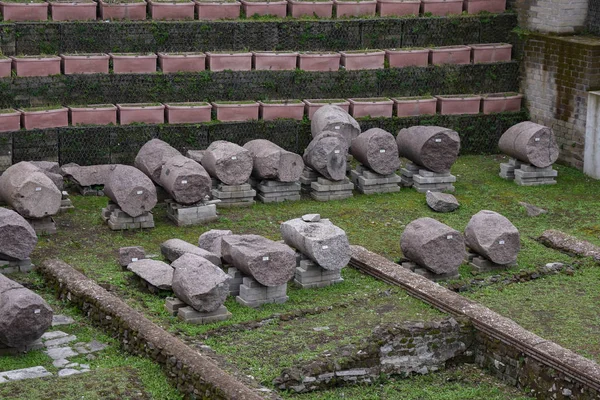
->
165, 199, 219, 226
400, 162, 456, 193
499, 158, 557, 186
236, 277, 288, 308
0, 258, 34, 275
59, 191, 74, 213
350, 165, 401, 194
250, 178, 301, 203
294, 254, 343, 289
26, 216, 57, 235
310, 177, 354, 202
101, 202, 155, 230
211, 181, 256, 208
465, 251, 514, 273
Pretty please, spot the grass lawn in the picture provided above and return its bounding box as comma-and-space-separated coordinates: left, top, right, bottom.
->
5, 154, 598, 398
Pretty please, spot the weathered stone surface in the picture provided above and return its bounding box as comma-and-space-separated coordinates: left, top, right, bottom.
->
1, 366, 52, 381
396, 126, 460, 173
171, 253, 230, 313
0, 208, 37, 261
0, 162, 62, 219
104, 165, 157, 218
519, 201, 547, 217
221, 235, 296, 286
538, 230, 600, 261
186, 150, 205, 164
0, 274, 53, 348
465, 210, 520, 265
159, 155, 211, 205
281, 218, 350, 270
302, 213, 320, 222
118, 246, 145, 267
303, 131, 348, 181
197, 230, 233, 257
426, 192, 459, 213
498, 122, 559, 168
201, 141, 253, 186
134, 139, 182, 184
61, 164, 118, 187
161, 238, 221, 266
243, 139, 304, 182
400, 217, 465, 274
350, 128, 400, 175
127, 259, 174, 290
29, 162, 64, 190
311, 105, 360, 146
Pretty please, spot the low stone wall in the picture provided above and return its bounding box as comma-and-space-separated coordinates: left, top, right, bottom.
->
274, 318, 474, 393
0, 111, 528, 173
0, 62, 519, 109
350, 246, 600, 400
37, 259, 264, 400
514, 0, 589, 34
589, 0, 600, 34
0, 15, 517, 56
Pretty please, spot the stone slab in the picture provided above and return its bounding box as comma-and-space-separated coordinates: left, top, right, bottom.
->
177, 305, 231, 324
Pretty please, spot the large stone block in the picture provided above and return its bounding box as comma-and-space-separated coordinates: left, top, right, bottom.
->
396, 126, 460, 173
464, 210, 520, 265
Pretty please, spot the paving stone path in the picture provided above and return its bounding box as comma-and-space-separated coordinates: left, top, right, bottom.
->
0, 315, 108, 384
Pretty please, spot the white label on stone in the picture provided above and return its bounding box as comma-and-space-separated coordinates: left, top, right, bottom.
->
499, 240, 505, 245
137, 191, 143, 195
181, 180, 187, 184
131, 258, 138, 262
334, 150, 340, 154
447, 235, 453, 239
535, 138, 540, 142
322, 245, 329, 249
35, 187, 41, 191
34, 309, 40, 314
231, 156, 237, 160
262, 256, 269, 261
380, 149, 386, 153
334, 126, 340, 130
435, 139, 442, 143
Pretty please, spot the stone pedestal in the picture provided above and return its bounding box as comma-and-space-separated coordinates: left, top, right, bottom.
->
77, 185, 104, 196
0, 339, 44, 356
227, 267, 244, 296
294, 255, 343, 289
26, 216, 57, 235
165, 199, 219, 226
101, 202, 154, 230
399, 161, 419, 187
350, 164, 401, 194
500, 158, 557, 186
59, 191, 74, 213
164, 297, 186, 316
310, 177, 354, 202
400, 261, 459, 281
400, 162, 456, 192
177, 305, 232, 324
236, 277, 288, 308
465, 250, 515, 273
299, 166, 319, 193
0, 258, 34, 274
211, 182, 256, 208
585, 91, 600, 179
250, 178, 301, 203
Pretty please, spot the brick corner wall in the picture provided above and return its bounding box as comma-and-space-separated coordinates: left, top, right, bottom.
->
521, 34, 600, 169
516, 0, 589, 34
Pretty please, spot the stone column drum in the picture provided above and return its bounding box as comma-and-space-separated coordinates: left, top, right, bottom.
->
350, 128, 400, 175
134, 139, 182, 184
396, 126, 461, 173
303, 131, 349, 181
498, 121, 559, 168
311, 105, 361, 146
243, 139, 304, 182
464, 210, 520, 265
400, 217, 465, 274
0, 162, 62, 219
201, 141, 253, 185
159, 155, 211, 205
0, 208, 38, 260
104, 165, 157, 217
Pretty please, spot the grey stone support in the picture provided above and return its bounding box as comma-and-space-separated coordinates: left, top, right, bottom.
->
101, 202, 155, 231
26, 216, 57, 235
165, 199, 219, 226
251, 178, 301, 203
211, 182, 256, 208
294, 256, 343, 289
309, 177, 354, 202
177, 305, 232, 324
235, 277, 288, 308
350, 165, 401, 195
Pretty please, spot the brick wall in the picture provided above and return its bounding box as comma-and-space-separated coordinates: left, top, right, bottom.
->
521, 34, 600, 169
515, 0, 589, 33
589, 0, 600, 34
